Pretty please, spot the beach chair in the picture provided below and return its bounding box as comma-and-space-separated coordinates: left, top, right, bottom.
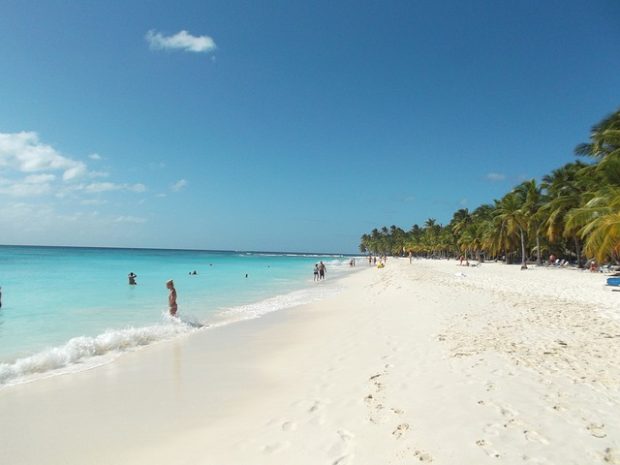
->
606, 277, 620, 287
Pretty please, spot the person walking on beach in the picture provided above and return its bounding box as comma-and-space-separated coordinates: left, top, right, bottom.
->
166, 280, 178, 317
318, 261, 326, 280
314, 264, 319, 282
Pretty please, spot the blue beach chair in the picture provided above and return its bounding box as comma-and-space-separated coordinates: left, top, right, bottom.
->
606, 277, 620, 287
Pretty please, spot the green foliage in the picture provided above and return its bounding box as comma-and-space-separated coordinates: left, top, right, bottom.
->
359, 107, 620, 264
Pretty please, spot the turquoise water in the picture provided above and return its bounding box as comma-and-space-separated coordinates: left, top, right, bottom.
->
0, 246, 355, 385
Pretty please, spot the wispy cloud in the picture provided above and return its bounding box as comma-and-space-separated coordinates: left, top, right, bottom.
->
80, 199, 107, 206
171, 179, 187, 192
114, 216, 147, 224
146, 30, 216, 53
24, 174, 56, 184
0, 131, 146, 204
0, 132, 86, 181
83, 182, 146, 194
0, 178, 52, 197
486, 172, 506, 182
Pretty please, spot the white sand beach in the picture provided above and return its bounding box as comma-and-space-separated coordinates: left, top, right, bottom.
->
1, 259, 620, 464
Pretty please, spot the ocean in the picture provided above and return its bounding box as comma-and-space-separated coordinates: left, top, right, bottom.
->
0, 245, 358, 386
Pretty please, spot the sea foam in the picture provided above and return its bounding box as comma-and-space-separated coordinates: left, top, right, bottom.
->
0, 281, 344, 387
0, 319, 197, 386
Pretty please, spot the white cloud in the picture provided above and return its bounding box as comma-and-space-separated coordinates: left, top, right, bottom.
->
0, 178, 52, 197
88, 153, 102, 160
88, 170, 109, 178
114, 216, 147, 224
0, 201, 150, 245
83, 182, 146, 194
171, 179, 187, 192
146, 29, 216, 53
24, 174, 56, 184
62, 164, 87, 181
486, 172, 506, 182
129, 183, 146, 193
0, 132, 87, 181
80, 199, 107, 206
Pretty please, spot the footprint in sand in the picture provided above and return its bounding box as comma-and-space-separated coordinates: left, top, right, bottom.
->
328, 430, 355, 465
523, 429, 550, 444
308, 400, 323, 413
603, 448, 620, 464
392, 423, 410, 439
413, 449, 434, 462
281, 421, 297, 432
476, 439, 501, 459
587, 423, 607, 438
337, 429, 355, 442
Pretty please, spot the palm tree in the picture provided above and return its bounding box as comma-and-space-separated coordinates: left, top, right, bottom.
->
575, 109, 620, 159
541, 162, 592, 267
514, 179, 545, 265
566, 186, 620, 262
358, 108, 619, 267
451, 209, 473, 259
495, 192, 528, 268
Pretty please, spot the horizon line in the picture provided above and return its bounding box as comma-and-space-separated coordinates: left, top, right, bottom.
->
0, 243, 356, 257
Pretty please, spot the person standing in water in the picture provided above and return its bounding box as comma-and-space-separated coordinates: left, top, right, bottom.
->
313, 264, 319, 282
318, 261, 326, 280
166, 279, 178, 317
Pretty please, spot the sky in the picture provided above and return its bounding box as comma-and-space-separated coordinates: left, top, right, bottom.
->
0, 0, 619, 253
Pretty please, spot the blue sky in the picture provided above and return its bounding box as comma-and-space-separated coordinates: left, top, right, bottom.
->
0, 0, 618, 253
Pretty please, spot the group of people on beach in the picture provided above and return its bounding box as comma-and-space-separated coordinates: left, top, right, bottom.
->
367, 256, 387, 268
313, 261, 327, 281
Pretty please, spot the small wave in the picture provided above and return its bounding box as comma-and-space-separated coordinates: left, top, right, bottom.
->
214, 283, 342, 324
0, 319, 198, 386
0, 274, 348, 387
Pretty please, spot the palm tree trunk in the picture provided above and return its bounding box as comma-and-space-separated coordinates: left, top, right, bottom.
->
574, 236, 583, 268
536, 234, 541, 266
520, 228, 527, 269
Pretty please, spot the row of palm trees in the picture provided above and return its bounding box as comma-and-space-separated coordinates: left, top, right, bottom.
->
359, 108, 620, 267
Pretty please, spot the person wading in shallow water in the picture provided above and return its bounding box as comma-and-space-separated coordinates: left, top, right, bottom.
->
318, 261, 326, 280
166, 279, 177, 317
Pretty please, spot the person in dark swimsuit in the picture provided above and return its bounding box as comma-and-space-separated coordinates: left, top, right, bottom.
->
318, 261, 326, 280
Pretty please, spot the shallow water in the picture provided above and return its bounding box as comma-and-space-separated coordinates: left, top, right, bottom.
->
0, 245, 356, 385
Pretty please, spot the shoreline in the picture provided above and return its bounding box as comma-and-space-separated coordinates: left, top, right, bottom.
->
0, 264, 353, 388
1, 259, 619, 464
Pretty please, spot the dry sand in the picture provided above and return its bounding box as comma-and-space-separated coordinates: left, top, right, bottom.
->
1, 259, 619, 464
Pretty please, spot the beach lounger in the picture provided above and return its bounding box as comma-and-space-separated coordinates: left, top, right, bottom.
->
606, 277, 620, 287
